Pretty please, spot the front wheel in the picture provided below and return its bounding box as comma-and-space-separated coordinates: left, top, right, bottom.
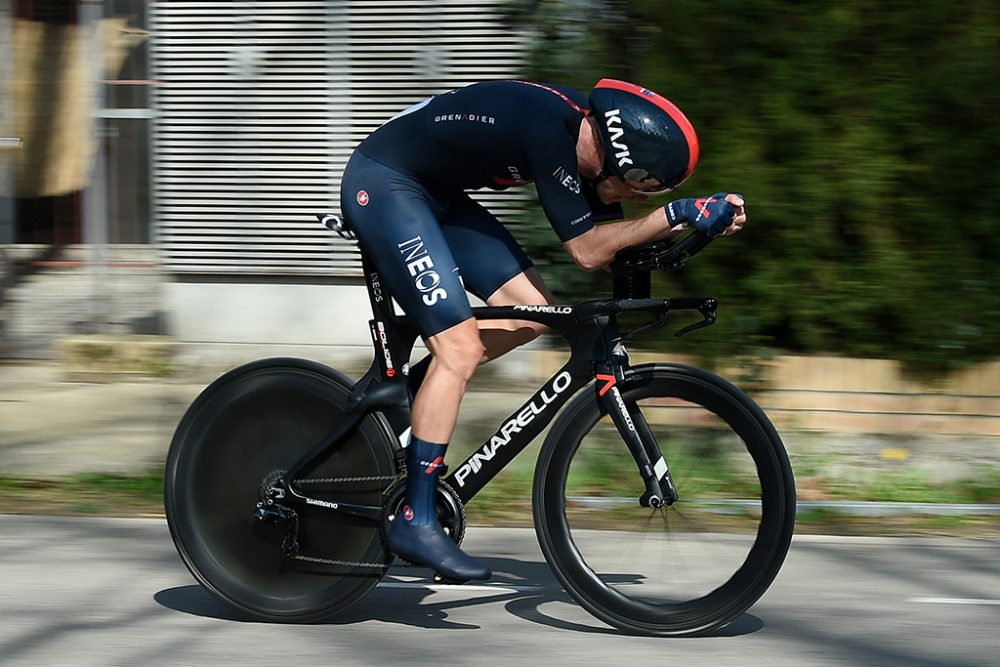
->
533, 363, 795, 636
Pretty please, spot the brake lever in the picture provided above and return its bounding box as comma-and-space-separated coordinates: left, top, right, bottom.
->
622, 312, 669, 342
674, 297, 718, 337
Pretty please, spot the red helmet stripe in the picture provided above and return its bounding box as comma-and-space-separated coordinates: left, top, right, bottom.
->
515, 80, 589, 115
594, 78, 700, 180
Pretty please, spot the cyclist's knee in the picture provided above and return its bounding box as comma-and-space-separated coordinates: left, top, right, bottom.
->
427, 319, 484, 383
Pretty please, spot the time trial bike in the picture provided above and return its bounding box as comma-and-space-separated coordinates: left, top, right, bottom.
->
163, 217, 796, 637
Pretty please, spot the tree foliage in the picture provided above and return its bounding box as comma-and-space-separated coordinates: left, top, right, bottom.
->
508, 0, 1000, 374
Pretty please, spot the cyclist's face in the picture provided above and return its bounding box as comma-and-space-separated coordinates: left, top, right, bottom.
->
596, 176, 653, 205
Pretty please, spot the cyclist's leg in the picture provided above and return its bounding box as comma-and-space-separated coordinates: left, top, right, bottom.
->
412, 319, 482, 442
404, 194, 553, 390
480, 268, 556, 361
341, 153, 481, 441
340, 154, 489, 580
443, 194, 555, 359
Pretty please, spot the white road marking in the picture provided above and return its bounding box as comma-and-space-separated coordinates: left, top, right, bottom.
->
909, 597, 1000, 606
377, 581, 545, 594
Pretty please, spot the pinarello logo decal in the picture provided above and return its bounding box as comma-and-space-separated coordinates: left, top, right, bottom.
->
356, 190, 370, 206
402, 505, 414, 521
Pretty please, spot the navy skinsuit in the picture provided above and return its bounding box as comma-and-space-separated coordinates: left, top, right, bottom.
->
340, 80, 623, 337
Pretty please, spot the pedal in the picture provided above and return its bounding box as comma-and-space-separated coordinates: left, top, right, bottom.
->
433, 573, 469, 585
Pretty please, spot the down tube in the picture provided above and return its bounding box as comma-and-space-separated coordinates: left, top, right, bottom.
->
444, 365, 591, 504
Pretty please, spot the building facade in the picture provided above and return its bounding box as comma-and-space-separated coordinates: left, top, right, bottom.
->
0, 0, 529, 359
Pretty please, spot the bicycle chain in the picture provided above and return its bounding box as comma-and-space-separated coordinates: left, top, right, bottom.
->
279, 473, 462, 570
283, 474, 402, 569
291, 474, 397, 486
289, 554, 393, 569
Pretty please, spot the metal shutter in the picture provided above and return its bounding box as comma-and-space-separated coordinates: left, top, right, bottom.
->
152, 1, 527, 276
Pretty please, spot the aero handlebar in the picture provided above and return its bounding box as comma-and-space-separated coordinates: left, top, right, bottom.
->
611, 229, 715, 274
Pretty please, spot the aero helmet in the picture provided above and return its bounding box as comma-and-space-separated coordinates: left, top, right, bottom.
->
588, 78, 699, 194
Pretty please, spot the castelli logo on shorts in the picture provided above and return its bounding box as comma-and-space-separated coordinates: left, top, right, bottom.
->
356, 190, 369, 206
402, 505, 414, 522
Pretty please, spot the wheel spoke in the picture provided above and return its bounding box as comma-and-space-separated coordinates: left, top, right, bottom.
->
659, 507, 689, 590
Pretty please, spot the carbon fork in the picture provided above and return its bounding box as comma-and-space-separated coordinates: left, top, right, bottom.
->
595, 345, 678, 507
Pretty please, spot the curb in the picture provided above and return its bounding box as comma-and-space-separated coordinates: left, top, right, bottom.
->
567, 497, 1000, 516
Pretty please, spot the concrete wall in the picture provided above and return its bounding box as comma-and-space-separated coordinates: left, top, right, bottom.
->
529, 350, 1000, 439
759, 356, 1000, 437
163, 279, 1000, 440
8, 251, 998, 444
163, 280, 378, 371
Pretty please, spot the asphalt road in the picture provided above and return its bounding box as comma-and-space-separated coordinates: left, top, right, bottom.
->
1, 515, 998, 667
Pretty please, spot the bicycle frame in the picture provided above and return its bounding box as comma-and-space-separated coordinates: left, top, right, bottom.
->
280, 248, 717, 517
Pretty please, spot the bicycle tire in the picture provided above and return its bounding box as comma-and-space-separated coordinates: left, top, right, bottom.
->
164, 358, 397, 622
533, 363, 795, 636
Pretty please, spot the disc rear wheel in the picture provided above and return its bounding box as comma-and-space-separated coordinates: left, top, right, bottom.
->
164, 358, 397, 622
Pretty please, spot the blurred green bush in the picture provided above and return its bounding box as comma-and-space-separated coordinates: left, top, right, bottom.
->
509, 0, 1000, 375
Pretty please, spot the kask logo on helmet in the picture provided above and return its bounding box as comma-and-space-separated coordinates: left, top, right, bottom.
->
589, 78, 701, 193
602, 109, 633, 168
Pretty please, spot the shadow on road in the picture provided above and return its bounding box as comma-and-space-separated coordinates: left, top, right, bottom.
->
154, 555, 764, 637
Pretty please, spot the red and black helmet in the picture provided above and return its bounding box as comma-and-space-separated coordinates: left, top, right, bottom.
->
588, 78, 700, 194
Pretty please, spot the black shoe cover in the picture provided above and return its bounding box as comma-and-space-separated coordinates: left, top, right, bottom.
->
388, 519, 491, 581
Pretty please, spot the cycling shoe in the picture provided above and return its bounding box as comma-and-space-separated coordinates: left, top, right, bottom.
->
388, 518, 491, 581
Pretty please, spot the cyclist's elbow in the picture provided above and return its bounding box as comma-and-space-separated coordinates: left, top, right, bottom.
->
575, 256, 605, 272
564, 233, 610, 272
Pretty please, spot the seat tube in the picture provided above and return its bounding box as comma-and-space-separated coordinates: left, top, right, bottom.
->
595, 342, 678, 507
360, 250, 395, 321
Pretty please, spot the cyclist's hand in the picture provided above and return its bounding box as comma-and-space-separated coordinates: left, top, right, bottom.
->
720, 193, 746, 236
665, 193, 746, 237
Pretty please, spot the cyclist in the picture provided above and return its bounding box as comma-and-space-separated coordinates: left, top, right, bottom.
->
340, 78, 746, 581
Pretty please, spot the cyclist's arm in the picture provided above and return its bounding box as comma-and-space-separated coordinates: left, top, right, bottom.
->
563, 207, 684, 272
565, 193, 747, 271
